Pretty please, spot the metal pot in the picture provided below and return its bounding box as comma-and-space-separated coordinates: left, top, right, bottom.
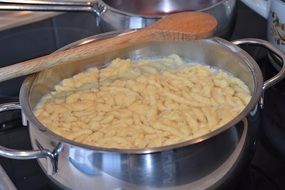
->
0, 0, 237, 38
0, 32, 284, 190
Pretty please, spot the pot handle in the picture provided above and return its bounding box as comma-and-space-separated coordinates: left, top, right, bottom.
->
0, 102, 57, 175
93, 0, 107, 17
0, 0, 94, 12
232, 38, 285, 91
0, 0, 107, 17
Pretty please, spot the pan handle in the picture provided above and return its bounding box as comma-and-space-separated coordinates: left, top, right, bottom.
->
0, 0, 96, 12
0, 102, 57, 175
232, 38, 285, 91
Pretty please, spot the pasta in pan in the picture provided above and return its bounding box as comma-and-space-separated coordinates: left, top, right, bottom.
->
34, 54, 251, 149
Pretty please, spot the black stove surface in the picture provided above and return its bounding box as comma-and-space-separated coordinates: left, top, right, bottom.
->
1, 2, 285, 190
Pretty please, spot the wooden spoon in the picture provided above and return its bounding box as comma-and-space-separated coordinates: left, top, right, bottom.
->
0, 12, 217, 82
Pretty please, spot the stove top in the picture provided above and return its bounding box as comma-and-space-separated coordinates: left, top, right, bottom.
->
1, 2, 285, 190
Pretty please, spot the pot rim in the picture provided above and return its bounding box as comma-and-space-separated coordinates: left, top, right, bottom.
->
98, 0, 234, 18
19, 36, 263, 154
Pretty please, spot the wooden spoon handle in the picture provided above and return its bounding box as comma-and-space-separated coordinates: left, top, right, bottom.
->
0, 30, 153, 82
0, 12, 217, 82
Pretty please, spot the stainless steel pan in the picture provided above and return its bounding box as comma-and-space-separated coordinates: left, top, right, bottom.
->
0, 31, 284, 189
0, 0, 237, 38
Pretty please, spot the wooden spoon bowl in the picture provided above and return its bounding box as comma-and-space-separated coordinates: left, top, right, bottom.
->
0, 12, 217, 82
